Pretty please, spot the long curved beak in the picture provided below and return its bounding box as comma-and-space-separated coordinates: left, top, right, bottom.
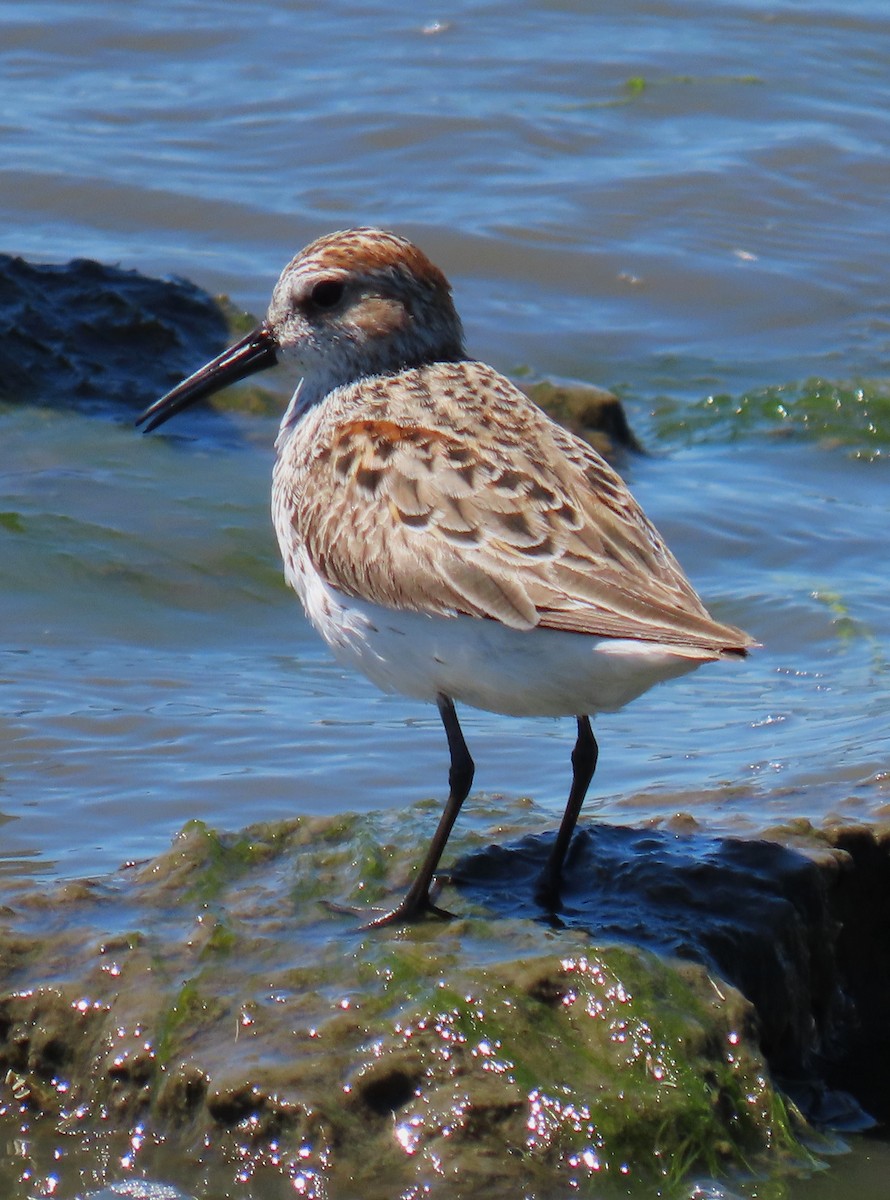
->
136, 323, 279, 433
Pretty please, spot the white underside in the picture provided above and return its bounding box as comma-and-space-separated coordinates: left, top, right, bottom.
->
283, 545, 717, 718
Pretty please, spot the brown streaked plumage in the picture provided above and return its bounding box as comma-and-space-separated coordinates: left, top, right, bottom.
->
279, 358, 745, 647
137, 227, 755, 927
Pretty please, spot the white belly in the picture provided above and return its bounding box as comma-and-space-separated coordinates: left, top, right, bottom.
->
282, 546, 714, 718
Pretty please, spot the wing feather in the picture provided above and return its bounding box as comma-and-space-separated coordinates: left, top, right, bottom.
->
280, 362, 753, 653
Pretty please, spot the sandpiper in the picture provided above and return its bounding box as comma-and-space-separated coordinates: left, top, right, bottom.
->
137, 227, 754, 926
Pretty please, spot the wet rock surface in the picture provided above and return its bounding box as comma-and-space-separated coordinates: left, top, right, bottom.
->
1, 800, 885, 1198
0, 255, 231, 413
456, 817, 890, 1131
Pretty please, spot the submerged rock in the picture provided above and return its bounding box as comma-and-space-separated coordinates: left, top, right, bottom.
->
3, 800, 879, 1198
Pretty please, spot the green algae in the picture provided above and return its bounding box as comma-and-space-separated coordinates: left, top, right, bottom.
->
559, 73, 762, 111
0, 510, 25, 533
156, 978, 212, 1066
176, 819, 296, 903
653, 378, 890, 457
811, 591, 884, 657
342, 947, 807, 1193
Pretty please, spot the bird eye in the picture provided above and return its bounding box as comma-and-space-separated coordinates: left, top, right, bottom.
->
309, 279, 345, 309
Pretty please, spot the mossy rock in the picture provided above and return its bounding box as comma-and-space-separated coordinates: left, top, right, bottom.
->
0, 807, 826, 1198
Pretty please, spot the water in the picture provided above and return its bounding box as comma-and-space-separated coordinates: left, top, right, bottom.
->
2, 0, 890, 1195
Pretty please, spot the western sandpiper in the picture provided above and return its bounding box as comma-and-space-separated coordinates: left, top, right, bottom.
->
137, 228, 754, 926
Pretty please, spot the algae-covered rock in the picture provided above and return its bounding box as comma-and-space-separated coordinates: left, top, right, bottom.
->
523, 379, 643, 459
334, 948, 795, 1194
0, 805, 833, 1199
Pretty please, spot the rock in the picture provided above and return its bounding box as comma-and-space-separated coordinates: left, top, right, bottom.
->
456, 816, 889, 1130
523, 379, 644, 457
0, 255, 231, 412
1, 802, 867, 1197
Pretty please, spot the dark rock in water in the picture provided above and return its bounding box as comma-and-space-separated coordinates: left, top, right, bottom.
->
0, 254, 230, 412
819, 823, 890, 1126
453, 818, 890, 1130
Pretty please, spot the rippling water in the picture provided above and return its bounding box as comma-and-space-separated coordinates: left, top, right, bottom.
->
2, 1, 890, 1195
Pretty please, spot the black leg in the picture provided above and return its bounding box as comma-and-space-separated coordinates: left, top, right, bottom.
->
537, 716, 598, 909
362, 694, 474, 928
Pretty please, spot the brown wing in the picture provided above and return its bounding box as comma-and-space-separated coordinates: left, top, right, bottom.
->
286, 362, 753, 654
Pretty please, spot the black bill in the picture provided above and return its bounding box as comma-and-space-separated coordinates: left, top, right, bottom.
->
136, 323, 279, 433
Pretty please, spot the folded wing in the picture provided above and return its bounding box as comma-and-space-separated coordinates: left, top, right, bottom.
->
286, 363, 753, 656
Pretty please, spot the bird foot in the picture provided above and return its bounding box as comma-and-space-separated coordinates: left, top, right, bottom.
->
359, 898, 456, 929
321, 881, 456, 929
